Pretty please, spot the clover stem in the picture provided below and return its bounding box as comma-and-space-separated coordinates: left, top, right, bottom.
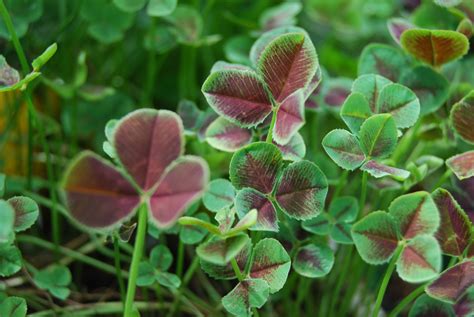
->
391, 120, 422, 164
113, 235, 126, 306
359, 171, 368, 218
333, 170, 349, 200
265, 107, 279, 143
176, 239, 185, 278
387, 283, 425, 317
329, 246, 353, 315
0, 0, 60, 254
372, 244, 403, 317
124, 203, 148, 317
431, 169, 452, 191
231, 258, 245, 282
16, 235, 124, 276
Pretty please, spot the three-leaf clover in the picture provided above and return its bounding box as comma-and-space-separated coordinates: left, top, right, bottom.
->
352, 191, 442, 283
322, 74, 420, 180
202, 27, 319, 145
62, 109, 209, 231
34, 265, 72, 300
358, 44, 449, 115
232, 142, 328, 231
137, 245, 181, 289
303, 196, 359, 244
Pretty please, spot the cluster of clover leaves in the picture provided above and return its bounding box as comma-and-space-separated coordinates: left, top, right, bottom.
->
54, 21, 474, 317
0, 174, 75, 314
0, 42, 80, 315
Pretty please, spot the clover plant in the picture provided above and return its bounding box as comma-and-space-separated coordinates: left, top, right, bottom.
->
2, 1, 474, 317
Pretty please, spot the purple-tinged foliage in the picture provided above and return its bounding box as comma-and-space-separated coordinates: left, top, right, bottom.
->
235, 188, 278, 232
399, 66, 449, 116
257, 32, 317, 102
409, 294, 455, 317
361, 160, 410, 180
249, 26, 307, 66
322, 129, 365, 171
63, 109, 209, 230
447, 151, 474, 180
203, 28, 319, 145
351, 211, 399, 264
210, 61, 253, 73
321, 79, 352, 109
387, 18, 414, 45
275, 161, 328, 220
149, 156, 209, 228
359, 114, 398, 160
8, 196, 39, 232
177, 99, 201, 132
222, 278, 269, 317
389, 191, 439, 240
401, 29, 469, 67
277, 132, 306, 161
454, 287, 474, 317
432, 189, 472, 256
457, 18, 473, 38
200, 241, 251, 280
196, 234, 250, 265
113, 109, 184, 191
358, 44, 410, 82
293, 244, 334, 278
396, 234, 441, 283
352, 192, 442, 282
377, 83, 420, 129
427, 261, 474, 304
229, 142, 282, 194
63, 152, 141, 229
273, 89, 305, 145
259, 2, 302, 32
203, 179, 236, 213
352, 74, 391, 113
249, 238, 291, 293
202, 69, 272, 127
450, 91, 474, 145
205, 117, 252, 152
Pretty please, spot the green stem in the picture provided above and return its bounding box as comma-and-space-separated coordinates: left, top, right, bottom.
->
113, 236, 126, 306
183, 255, 201, 286
329, 247, 353, 316
388, 284, 425, 317
28, 302, 179, 317
359, 171, 368, 218
372, 245, 403, 317
392, 120, 422, 164
333, 170, 349, 199
432, 169, 452, 191
231, 258, 245, 282
177, 239, 185, 278
16, 235, 122, 276
265, 107, 278, 143
124, 204, 148, 317
0, 0, 60, 251
167, 255, 205, 317
295, 277, 311, 311
338, 256, 365, 316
